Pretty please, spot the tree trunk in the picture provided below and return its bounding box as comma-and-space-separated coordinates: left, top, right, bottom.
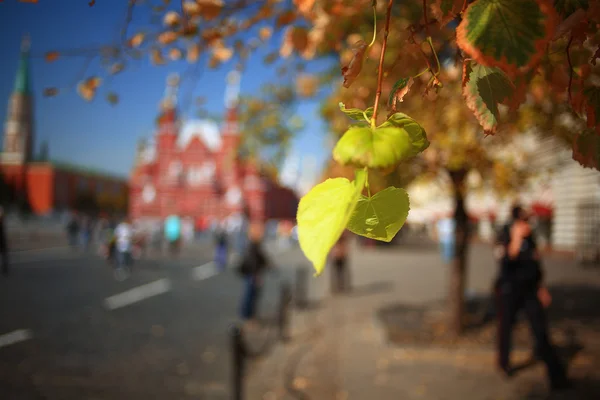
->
448, 168, 471, 336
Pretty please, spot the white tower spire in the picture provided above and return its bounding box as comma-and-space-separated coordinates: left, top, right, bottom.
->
224, 70, 241, 108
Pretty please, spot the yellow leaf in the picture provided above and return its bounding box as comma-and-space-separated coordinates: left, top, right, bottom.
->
77, 77, 102, 102
44, 51, 60, 63
163, 11, 181, 27
259, 26, 272, 41
151, 49, 166, 65
297, 170, 366, 275
43, 88, 59, 97
128, 33, 145, 48
186, 44, 201, 63
158, 31, 178, 45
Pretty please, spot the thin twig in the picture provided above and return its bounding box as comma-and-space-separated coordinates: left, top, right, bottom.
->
371, 0, 395, 126
120, 0, 136, 45
566, 35, 574, 104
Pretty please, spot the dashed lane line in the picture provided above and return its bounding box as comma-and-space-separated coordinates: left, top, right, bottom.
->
191, 262, 219, 281
0, 329, 33, 349
104, 278, 171, 310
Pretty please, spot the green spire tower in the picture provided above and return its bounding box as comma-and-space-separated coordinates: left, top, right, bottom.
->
1, 35, 34, 165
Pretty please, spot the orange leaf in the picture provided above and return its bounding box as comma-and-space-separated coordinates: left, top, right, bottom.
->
212, 45, 233, 62
44, 51, 60, 63
163, 11, 181, 27
196, 0, 223, 21
430, 0, 463, 26
341, 40, 367, 88
293, 0, 316, 15
77, 77, 101, 102
186, 44, 201, 63
168, 48, 183, 61
276, 10, 297, 28
296, 74, 319, 97
19, 0, 38, 3
128, 33, 145, 48
43, 87, 59, 97
151, 49, 166, 65
259, 26, 272, 41
208, 56, 220, 69
158, 31, 178, 45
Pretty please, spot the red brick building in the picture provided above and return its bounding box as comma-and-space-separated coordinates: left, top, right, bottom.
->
129, 71, 298, 228
0, 37, 128, 215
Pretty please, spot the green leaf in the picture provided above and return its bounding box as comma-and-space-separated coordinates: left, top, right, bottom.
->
347, 187, 410, 242
456, 0, 558, 74
572, 129, 600, 170
388, 77, 414, 108
381, 113, 430, 155
333, 117, 428, 169
462, 61, 515, 134
297, 169, 366, 275
339, 102, 374, 122
554, 0, 588, 17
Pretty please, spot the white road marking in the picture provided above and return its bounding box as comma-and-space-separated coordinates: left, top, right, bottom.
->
192, 262, 219, 281
0, 329, 33, 349
104, 278, 171, 310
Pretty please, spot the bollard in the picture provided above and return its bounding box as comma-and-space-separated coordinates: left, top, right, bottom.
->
231, 324, 245, 400
294, 265, 309, 310
278, 282, 292, 342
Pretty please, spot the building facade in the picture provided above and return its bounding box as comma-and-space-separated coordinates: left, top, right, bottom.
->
0, 37, 128, 215
128, 71, 299, 228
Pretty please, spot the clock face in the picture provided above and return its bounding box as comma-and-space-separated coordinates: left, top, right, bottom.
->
142, 184, 156, 203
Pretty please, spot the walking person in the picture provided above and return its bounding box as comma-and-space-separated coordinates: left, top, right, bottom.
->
436, 215, 455, 263
496, 205, 571, 391
66, 214, 80, 249
214, 227, 229, 272
113, 217, 134, 281
0, 206, 9, 277
238, 222, 270, 329
330, 231, 351, 294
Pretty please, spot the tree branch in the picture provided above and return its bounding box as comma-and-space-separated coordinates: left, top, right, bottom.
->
371, 0, 394, 126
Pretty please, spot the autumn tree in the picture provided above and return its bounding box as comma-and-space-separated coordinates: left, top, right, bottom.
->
36, 0, 600, 334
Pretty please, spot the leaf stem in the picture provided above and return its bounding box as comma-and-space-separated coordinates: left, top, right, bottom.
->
369, 1, 378, 48
371, 0, 394, 128
427, 37, 441, 75
413, 67, 430, 78
365, 167, 371, 197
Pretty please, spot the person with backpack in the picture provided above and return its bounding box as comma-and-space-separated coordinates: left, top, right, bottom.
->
237, 222, 270, 328
495, 205, 571, 391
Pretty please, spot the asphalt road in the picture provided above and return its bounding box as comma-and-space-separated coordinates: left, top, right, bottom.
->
0, 243, 301, 399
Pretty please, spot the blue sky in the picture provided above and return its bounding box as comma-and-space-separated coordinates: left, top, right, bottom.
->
0, 0, 334, 178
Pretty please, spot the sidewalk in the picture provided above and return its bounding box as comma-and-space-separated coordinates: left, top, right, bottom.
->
246, 239, 600, 399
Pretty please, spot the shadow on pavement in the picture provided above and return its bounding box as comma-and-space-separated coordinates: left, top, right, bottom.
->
348, 281, 394, 298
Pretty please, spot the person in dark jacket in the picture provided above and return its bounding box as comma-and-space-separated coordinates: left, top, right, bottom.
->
238, 222, 270, 325
0, 206, 8, 276
496, 205, 571, 391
